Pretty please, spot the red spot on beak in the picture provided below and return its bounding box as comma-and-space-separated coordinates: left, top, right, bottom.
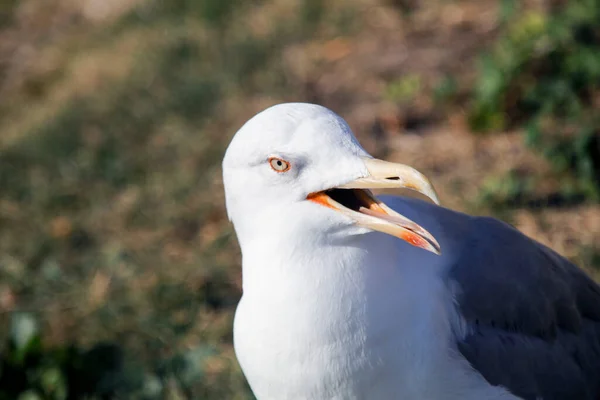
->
400, 231, 428, 249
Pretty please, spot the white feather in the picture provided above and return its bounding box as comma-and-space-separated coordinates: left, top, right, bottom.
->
223, 103, 521, 400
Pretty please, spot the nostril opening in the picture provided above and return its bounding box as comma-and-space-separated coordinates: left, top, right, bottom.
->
386, 177, 400, 180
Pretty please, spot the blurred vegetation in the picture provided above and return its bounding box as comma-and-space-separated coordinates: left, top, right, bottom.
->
468, 0, 600, 198
1, 313, 246, 399
0, 0, 598, 398
0, 0, 357, 398
384, 74, 422, 104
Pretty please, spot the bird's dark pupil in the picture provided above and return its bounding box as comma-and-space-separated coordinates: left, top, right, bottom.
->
277, 161, 282, 166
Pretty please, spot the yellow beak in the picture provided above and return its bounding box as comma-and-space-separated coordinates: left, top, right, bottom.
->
307, 157, 441, 255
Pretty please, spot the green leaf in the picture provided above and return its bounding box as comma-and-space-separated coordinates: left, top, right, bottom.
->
10, 313, 40, 357
16, 391, 42, 400
39, 367, 67, 400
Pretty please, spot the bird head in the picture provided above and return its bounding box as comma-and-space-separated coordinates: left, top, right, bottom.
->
222, 103, 440, 254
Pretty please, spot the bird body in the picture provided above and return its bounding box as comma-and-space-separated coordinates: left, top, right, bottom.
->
233, 208, 517, 399
223, 103, 600, 400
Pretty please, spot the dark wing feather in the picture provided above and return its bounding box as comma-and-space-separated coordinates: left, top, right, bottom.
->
380, 196, 600, 400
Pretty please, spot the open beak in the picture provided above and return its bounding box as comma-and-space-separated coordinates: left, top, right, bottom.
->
307, 157, 441, 255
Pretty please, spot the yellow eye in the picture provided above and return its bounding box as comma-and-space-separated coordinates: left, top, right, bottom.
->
269, 157, 291, 173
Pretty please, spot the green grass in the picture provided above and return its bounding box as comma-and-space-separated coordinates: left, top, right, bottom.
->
0, 0, 598, 398
467, 0, 600, 199
0, 0, 362, 398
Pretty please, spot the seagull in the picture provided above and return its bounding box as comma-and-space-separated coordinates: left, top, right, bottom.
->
222, 103, 600, 400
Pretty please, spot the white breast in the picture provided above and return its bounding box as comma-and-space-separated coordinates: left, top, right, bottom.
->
233, 233, 519, 400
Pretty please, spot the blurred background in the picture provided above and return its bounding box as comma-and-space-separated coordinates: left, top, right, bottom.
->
0, 0, 598, 398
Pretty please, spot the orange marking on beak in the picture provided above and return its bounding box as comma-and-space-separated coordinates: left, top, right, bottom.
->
353, 189, 386, 214
307, 192, 336, 210
369, 202, 386, 213
400, 230, 429, 249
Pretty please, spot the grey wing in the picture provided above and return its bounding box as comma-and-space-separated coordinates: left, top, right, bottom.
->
381, 196, 600, 400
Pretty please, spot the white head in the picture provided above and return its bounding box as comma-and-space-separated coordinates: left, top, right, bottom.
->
223, 103, 440, 253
